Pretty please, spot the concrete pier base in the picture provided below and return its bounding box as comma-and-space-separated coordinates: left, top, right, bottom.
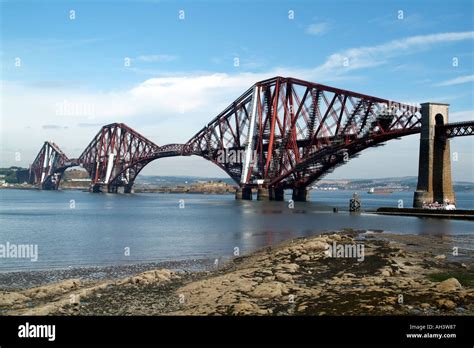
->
414, 191, 455, 208
107, 186, 118, 193
413, 103, 456, 207
257, 187, 270, 201
292, 188, 308, 202
269, 187, 285, 201
90, 184, 102, 193
235, 187, 253, 200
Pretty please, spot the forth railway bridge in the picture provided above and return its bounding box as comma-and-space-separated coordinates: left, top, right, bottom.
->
28, 76, 474, 207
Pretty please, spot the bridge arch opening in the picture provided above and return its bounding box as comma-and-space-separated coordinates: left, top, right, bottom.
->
435, 113, 445, 126
138, 156, 233, 179
130, 155, 238, 192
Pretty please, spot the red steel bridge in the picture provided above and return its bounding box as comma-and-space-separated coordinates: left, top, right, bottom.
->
29, 76, 474, 201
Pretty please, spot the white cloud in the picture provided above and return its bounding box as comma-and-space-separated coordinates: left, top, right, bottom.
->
136, 54, 177, 62
317, 31, 474, 72
305, 22, 328, 36
435, 74, 474, 87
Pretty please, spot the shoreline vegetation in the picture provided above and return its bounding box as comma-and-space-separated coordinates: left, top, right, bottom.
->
0, 230, 473, 316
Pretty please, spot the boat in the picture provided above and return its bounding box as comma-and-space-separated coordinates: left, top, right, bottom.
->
367, 187, 394, 194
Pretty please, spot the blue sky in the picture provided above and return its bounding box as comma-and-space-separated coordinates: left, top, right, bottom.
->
1, 0, 473, 180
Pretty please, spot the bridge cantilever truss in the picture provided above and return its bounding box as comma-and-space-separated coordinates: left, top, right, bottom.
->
77, 123, 160, 192
185, 76, 422, 189
28, 76, 472, 194
29, 141, 77, 190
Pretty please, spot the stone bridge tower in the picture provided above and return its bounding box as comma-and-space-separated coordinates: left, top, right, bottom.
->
413, 103, 455, 207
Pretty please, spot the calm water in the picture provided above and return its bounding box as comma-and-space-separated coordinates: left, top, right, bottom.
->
0, 189, 472, 272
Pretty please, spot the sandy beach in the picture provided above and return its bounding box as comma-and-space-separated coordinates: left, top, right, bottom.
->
1, 230, 473, 316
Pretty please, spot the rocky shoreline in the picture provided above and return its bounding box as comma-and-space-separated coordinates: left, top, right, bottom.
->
1, 230, 473, 316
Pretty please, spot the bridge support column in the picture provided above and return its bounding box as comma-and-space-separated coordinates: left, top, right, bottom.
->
257, 187, 270, 201
235, 187, 252, 200
269, 187, 284, 201
413, 103, 455, 207
90, 184, 102, 193
292, 187, 309, 202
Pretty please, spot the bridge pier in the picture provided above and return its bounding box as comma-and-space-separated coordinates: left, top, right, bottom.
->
235, 187, 253, 200
254, 187, 285, 201
269, 187, 285, 201
90, 184, 102, 193
257, 187, 269, 201
292, 187, 309, 202
413, 103, 455, 207
107, 185, 118, 193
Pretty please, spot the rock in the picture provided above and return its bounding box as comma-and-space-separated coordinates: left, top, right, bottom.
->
420, 303, 430, 309
436, 299, 456, 310
23, 279, 81, 299
297, 304, 308, 312
434, 254, 446, 260
275, 273, 293, 283
381, 270, 392, 277
276, 263, 299, 273
259, 270, 273, 276
385, 297, 398, 305
361, 304, 375, 310
436, 278, 462, 292
296, 254, 310, 262
373, 277, 385, 285
305, 240, 328, 251
251, 282, 287, 299
379, 305, 394, 312
360, 277, 375, 286
0, 292, 29, 306
125, 269, 174, 285
232, 301, 260, 315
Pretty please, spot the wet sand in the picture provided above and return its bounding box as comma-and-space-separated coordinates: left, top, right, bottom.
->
1, 230, 473, 316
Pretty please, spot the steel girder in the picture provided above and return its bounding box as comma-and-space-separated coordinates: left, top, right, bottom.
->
28, 141, 75, 189
437, 120, 474, 139
185, 85, 254, 183
78, 123, 160, 192
184, 76, 422, 189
